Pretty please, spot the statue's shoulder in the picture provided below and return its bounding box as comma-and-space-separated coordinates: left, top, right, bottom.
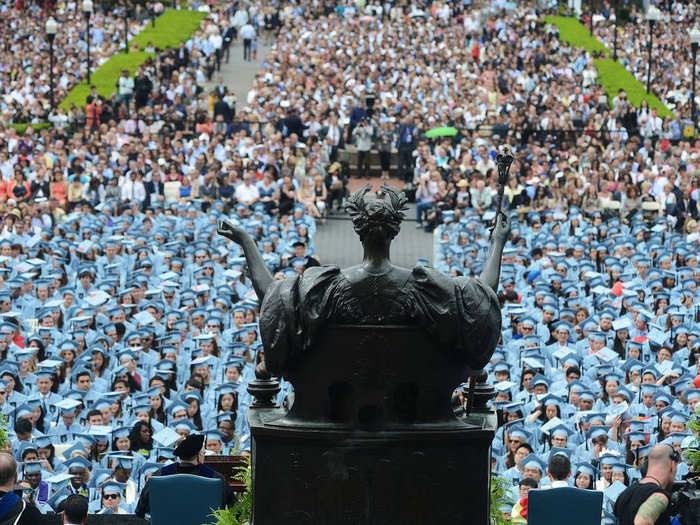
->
301, 264, 342, 280
296, 264, 343, 292
411, 265, 492, 292
410, 264, 454, 286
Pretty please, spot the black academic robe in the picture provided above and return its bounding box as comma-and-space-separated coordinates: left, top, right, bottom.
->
0, 491, 44, 525
134, 462, 235, 518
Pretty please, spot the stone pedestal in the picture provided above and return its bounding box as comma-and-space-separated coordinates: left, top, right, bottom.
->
249, 326, 496, 525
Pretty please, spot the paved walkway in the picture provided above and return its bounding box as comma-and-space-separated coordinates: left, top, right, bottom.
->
212, 41, 434, 268
327, 176, 434, 267
314, 208, 434, 269
203, 37, 273, 109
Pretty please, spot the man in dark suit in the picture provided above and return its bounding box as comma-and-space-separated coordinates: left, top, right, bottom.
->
135, 434, 235, 518
214, 78, 228, 99
133, 68, 153, 110
282, 108, 304, 138
144, 169, 165, 209
175, 41, 189, 68
222, 25, 235, 61
396, 115, 417, 182
214, 95, 233, 123
675, 183, 698, 232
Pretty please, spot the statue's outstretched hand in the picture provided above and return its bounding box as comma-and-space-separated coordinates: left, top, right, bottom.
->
217, 218, 247, 244
492, 213, 511, 244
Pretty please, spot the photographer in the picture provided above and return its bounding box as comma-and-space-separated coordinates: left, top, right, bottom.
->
614, 444, 678, 525
352, 118, 373, 178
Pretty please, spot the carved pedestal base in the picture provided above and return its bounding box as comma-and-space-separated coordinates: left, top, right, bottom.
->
250, 422, 494, 525
249, 326, 496, 525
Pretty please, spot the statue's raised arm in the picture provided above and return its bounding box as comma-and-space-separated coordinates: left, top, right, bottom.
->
479, 213, 510, 292
217, 218, 274, 301
479, 145, 513, 292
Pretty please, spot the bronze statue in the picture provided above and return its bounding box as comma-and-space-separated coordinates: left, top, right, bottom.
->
218, 181, 512, 525
218, 184, 510, 377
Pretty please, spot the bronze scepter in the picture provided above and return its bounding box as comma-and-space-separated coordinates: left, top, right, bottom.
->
489, 144, 514, 240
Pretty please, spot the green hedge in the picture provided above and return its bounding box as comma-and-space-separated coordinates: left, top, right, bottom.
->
8, 122, 52, 134
131, 9, 207, 50
544, 15, 673, 117
59, 9, 206, 109
594, 58, 673, 118
544, 15, 609, 55
60, 52, 153, 109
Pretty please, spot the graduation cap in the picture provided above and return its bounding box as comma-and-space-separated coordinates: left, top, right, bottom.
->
99, 479, 126, 496
621, 359, 644, 374
215, 412, 236, 425
63, 456, 92, 472
153, 427, 181, 449
587, 425, 609, 441
507, 426, 532, 443
111, 455, 134, 470
54, 398, 83, 414
33, 435, 55, 449
624, 429, 649, 444
47, 486, 71, 512
548, 447, 572, 460
575, 462, 597, 479
599, 452, 621, 466
11, 404, 33, 420
664, 432, 691, 445
666, 410, 689, 425
173, 433, 204, 459
686, 388, 700, 402
190, 355, 216, 368
530, 374, 550, 389
493, 361, 510, 374
21, 460, 43, 475
521, 454, 546, 473
548, 423, 574, 439
654, 390, 674, 406
204, 430, 226, 443
502, 401, 525, 415
174, 419, 196, 434
493, 380, 516, 394
604, 480, 627, 505
44, 471, 75, 491
538, 393, 565, 408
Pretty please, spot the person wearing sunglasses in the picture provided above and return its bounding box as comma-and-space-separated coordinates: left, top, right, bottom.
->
96, 480, 129, 514
613, 444, 678, 525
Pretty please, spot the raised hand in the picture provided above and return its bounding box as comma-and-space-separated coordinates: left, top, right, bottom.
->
216, 218, 274, 301
217, 218, 247, 244
492, 212, 511, 244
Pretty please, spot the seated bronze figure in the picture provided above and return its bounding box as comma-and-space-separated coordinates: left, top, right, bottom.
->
217, 184, 510, 524
217, 184, 509, 380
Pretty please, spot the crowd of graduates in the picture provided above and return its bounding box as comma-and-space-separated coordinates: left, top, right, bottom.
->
438, 191, 698, 521
0, 0, 330, 517
0, 0, 698, 521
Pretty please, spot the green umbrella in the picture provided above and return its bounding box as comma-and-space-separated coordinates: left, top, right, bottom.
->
425, 126, 458, 139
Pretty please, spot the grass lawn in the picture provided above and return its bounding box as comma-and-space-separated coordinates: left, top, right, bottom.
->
544, 15, 673, 117
59, 9, 206, 109
131, 9, 207, 51
10, 122, 52, 134
60, 52, 153, 109
594, 58, 673, 118
544, 15, 609, 56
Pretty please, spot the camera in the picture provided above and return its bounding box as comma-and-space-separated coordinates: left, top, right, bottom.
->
365, 89, 376, 117
669, 477, 700, 525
